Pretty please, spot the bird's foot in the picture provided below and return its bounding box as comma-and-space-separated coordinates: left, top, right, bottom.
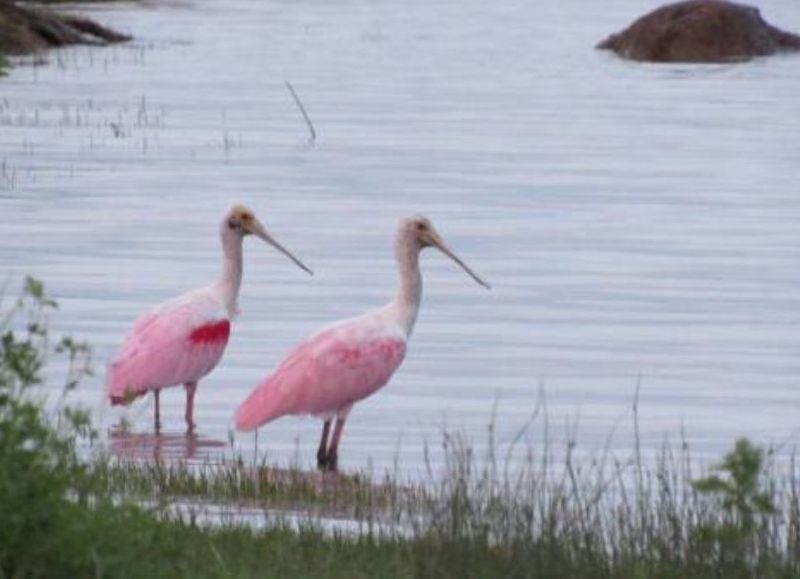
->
325, 451, 338, 472
316, 452, 338, 472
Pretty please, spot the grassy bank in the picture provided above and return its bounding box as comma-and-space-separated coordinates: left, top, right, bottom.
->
3, 278, 800, 578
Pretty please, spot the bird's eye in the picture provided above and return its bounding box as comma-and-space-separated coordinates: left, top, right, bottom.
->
228, 218, 239, 230
242, 213, 252, 222
416, 222, 426, 231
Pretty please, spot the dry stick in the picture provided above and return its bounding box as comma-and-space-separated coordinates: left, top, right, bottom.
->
285, 81, 316, 144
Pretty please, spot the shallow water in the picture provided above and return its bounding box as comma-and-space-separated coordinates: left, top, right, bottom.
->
1, 0, 800, 474
186, 502, 366, 535
145, 497, 371, 537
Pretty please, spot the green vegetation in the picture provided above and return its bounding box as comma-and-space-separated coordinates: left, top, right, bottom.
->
92, 455, 392, 518
691, 438, 782, 570
3, 278, 800, 577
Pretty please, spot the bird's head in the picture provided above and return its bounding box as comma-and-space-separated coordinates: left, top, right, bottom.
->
225, 204, 313, 275
226, 204, 259, 237
400, 215, 490, 290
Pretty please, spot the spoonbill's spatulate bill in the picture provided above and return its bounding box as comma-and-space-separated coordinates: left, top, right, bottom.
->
106, 205, 312, 433
235, 216, 489, 471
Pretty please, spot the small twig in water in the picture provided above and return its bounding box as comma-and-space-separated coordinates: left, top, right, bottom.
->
285, 81, 317, 144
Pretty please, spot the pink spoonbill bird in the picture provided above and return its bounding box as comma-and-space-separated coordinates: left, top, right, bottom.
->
106, 205, 312, 433
235, 216, 490, 471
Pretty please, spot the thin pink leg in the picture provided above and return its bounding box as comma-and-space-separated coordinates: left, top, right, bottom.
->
184, 381, 197, 433
154, 389, 161, 434
317, 419, 332, 470
325, 414, 348, 472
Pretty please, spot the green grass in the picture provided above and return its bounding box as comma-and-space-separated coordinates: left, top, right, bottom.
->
4, 277, 800, 578
91, 456, 389, 516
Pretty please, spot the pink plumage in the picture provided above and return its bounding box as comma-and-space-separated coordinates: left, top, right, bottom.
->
235, 317, 406, 431
234, 215, 489, 471
105, 204, 312, 433
106, 291, 230, 405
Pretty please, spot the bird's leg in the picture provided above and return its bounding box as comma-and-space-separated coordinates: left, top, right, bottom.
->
316, 419, 332, 470
184, 381, 198, 433
154, 389, 161, 434
325, 415, 348, 472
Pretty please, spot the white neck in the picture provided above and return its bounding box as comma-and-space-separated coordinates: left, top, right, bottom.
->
214, 225, 243, 317
391, 230, 423, 337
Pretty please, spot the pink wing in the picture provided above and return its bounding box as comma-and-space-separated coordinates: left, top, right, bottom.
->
106, 294, 230, 405
235, 322, 407, 431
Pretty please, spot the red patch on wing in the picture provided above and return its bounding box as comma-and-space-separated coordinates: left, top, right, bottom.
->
188, 320, 231, 345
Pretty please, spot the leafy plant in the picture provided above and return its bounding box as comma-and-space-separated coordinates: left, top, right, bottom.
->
691, 438, 777, 567
0, 276, 94, 577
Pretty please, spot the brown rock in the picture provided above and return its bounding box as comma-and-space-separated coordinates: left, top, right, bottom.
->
0, 0, 130, 57
597, 0, 800, 63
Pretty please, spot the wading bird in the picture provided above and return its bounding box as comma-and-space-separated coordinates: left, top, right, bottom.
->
106, 205, 312, 433
235, 216, 489, 471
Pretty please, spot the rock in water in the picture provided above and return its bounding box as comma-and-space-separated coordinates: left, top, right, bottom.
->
597, 0, 800, 63
0, 1, 130, 58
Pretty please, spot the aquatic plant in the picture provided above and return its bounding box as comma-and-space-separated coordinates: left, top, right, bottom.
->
97, 418, 800, 577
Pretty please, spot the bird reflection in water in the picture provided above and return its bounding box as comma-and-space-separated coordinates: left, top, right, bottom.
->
109, 428, 228, 461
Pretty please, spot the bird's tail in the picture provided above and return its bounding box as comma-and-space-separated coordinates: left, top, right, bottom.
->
105, 361, 146, 406
234, 391, 268, 432
234, 378, 290, 432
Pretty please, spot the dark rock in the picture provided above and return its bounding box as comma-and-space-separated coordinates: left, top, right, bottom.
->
0, 0, 130, 57
597, 0, 800, 63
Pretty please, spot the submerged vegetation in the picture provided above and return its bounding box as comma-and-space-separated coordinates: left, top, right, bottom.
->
3, 278, 800, 577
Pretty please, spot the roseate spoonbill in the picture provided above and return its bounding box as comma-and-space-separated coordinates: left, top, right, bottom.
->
106, 205, 312, 433
235, 216, 489, 471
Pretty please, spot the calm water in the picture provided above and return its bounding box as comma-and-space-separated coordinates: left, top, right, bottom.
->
1, 0, 799, 473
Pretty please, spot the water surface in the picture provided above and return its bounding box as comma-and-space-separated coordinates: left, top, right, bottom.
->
1, 0, 800, 473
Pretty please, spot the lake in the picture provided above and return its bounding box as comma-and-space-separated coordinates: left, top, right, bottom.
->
1, 0, 799, 475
